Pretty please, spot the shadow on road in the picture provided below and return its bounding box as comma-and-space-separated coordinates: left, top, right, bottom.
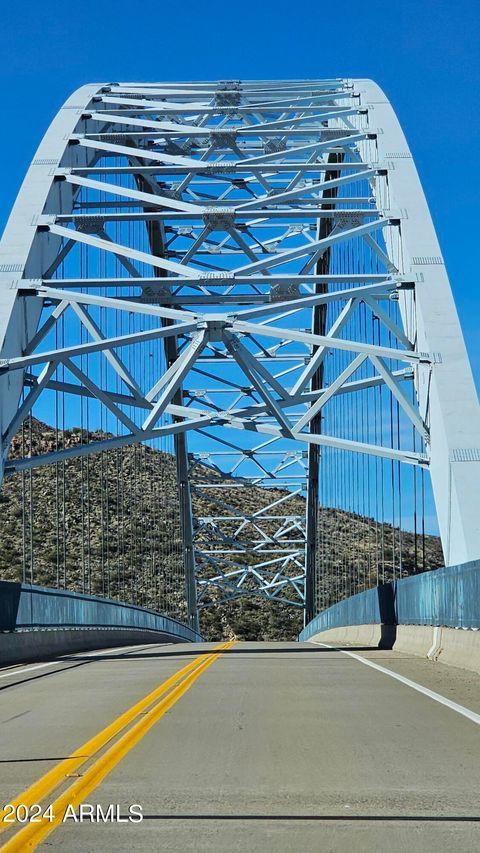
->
65, 644, 380, 662
139, 813, 480, 823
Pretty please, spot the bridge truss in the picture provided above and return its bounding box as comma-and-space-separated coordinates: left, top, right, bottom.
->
0, 79, 479, 632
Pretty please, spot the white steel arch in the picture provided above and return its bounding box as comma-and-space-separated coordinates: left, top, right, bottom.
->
0, 79, 478, 628
357, 80, 480, 567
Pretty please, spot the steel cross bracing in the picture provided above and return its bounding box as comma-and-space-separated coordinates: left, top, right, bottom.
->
0, 79, 479, 629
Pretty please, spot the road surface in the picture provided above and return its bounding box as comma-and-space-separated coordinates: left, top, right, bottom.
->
0, 640, 479, 851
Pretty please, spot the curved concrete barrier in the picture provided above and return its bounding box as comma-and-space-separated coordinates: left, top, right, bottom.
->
300, 560, 480, 674
304, 624, 480, 675
0, 627, 193, 667
0, 581, 202, 665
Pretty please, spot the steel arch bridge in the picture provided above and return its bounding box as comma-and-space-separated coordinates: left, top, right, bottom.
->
0, 79, 479, 634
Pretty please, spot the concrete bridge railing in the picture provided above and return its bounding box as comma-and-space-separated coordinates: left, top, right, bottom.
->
300, 560, 480, 674
0, 581, 203, 665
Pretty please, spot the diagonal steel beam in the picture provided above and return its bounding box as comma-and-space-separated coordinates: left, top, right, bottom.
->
142, 331, 208, 431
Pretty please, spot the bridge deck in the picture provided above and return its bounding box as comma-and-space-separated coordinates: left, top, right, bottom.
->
0, 641, 479, 852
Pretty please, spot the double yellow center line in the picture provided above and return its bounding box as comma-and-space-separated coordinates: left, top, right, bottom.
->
0, 639, 236, 851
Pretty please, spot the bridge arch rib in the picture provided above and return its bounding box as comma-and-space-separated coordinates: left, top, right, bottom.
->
0, 79, 478, 629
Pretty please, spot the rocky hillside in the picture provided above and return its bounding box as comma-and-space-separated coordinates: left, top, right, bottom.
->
0, 420, 444, 640
0, 419, 186, 619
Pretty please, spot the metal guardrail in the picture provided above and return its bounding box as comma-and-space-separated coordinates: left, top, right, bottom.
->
0, 581, 203, 643
300, 559, 480, 641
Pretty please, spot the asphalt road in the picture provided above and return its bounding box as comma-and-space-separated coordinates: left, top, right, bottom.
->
0, 641, 479, 852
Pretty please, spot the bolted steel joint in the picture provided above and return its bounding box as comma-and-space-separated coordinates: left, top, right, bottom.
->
203, 209, 236, 231
264, 138, 287, 155
75, 216, 106, 235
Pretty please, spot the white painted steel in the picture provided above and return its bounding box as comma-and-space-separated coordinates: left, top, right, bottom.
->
357, 80, 480, 564
0, 79, 478, 621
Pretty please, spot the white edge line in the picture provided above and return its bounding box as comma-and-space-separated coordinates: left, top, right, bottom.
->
0, 643, 174, 680
312, 640, 480, 726
0, 661, 58, 679
63, 642, 173, 659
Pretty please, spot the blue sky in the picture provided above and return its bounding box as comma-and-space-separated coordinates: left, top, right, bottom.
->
1, 0, 478, 387
0, 0, 477, 540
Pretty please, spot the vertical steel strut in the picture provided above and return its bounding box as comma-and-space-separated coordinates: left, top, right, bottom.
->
0, 79, 478, 631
